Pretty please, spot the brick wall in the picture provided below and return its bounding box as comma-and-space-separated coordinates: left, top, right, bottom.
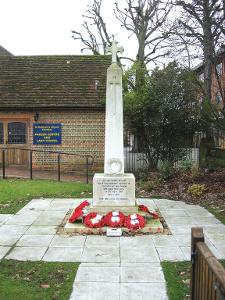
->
0, 110, 105, 172
211, 54, 225, 107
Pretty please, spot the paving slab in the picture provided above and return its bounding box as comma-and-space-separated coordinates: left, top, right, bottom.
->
180, 247, 191, 260
153, 235, 178, 247
70, 282, 120, 300
203, 225, 225, 235
211, 246, 225, 259
185, 209, 214, 218
0, 225, 29, 235
154, 200, 184, 210
120, 283, 168, 300
191, 217, 221, 226
170, 226, 192, 235
160, 210, 188, 217
0, 233, 22, 246
17, 235, 54, 247
156, 246, 185, 261
81, 246, 119, 263
42, 247, 83, 262
80, 262, 120, 267
120, 236, 154, 248
50, 235, 86, 247
165, 216, 193, 226
18, 199, 52, 211
120, 262, 161, 267
206, 234, 225, 248
0, 246, 10, 259
75, 265, 120, 282
33, 210, 66, 225
0, 214, 13, 225
121, 263, 165, 283
85, 235, 119, 247
5, 211, 41, 226
120, 246, 159, 263
49, 200, 74, 210
174, 235, 191, 247
2, 197, 225, 300
5, 246, 47, 261
25, 225, 57, 235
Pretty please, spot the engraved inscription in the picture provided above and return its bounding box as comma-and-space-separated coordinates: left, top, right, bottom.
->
97, 178, 130, 201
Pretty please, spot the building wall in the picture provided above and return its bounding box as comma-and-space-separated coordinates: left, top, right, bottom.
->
211, 54, 225, 107
0, 110, 105, 172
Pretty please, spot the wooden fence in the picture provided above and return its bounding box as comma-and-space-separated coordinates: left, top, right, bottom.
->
191, 228, 225, 300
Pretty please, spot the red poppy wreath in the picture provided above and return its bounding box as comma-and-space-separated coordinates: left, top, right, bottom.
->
105, 211, 125, 227
84, 212, 105, 228
124, 214, 145, 230
138, 205, 159, 219
69, 200, 90, 223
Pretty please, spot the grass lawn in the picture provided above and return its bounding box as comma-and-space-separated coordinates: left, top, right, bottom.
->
0, 260, 79, 300
162, 260, 225, 300
162, 261, 191, 300
0, 179, 92, 214
203, 204, 225, 225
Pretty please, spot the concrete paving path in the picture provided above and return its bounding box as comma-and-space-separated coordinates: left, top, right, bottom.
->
1, 198, 225, 299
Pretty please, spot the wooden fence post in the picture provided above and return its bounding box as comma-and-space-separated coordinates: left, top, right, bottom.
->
191, 227, 204, 300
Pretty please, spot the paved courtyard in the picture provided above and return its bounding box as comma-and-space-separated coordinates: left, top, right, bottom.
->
1, 198, 225, 299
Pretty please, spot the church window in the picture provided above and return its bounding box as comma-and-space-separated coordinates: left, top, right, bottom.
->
8, 122, 26, 144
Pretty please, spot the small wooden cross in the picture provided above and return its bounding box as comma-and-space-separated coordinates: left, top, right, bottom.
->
106, 40, 124, 64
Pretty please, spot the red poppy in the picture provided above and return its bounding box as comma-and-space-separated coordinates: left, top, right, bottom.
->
69, 200, 90, 223
105, 211, 125, 227
84, 212, 105, 228
124, 214, 145, 230
138, 205, 159, 219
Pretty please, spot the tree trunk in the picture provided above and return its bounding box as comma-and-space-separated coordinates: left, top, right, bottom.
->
202, 0, 214, 102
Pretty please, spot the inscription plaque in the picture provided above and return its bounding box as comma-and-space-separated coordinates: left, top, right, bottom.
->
93, 173, 135, 206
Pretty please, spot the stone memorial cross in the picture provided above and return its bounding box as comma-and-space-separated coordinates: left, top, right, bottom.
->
93, 39, 135, 207
106, 40, 124, 64
104, 40, 124, 174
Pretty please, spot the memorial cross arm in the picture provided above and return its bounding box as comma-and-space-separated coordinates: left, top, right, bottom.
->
106, 40, 124, 64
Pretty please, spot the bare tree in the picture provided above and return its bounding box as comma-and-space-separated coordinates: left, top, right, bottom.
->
114, 0, 172, 66
72, 0, 112, 54
114, 0, 172, 88
72, 0, 173, 89
174, 0, 225, 102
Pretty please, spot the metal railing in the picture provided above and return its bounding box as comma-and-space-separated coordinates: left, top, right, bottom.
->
0, 147, 93, 184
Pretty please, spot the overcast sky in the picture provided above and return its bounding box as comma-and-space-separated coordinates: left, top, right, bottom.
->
1, 0, 137, 60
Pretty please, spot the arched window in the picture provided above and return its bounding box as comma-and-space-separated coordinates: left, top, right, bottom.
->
8, 122, 26, 144
0, 123, 3, 144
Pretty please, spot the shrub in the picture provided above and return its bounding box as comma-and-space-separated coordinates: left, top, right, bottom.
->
187, 184, 207, 196
178, 159, 193, 173
158, 160, 175, 180
135, 167, 149, 181
142, 178, 161, 192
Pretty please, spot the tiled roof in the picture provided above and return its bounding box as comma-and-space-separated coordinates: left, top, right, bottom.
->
0, 45, 13, 56
0, 55, 111, 109
194, 47, 225, 72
